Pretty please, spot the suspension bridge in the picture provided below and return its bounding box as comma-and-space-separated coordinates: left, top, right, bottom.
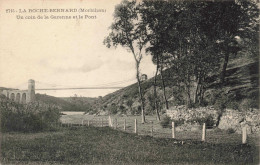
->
12, 77, 138, 91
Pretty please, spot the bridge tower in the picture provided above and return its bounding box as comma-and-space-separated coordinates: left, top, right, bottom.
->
27, 79, 35, 103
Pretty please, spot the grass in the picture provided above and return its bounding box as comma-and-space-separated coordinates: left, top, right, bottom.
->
61, 114, 259, 145
1, 126, 259, 165
1, 114, 259, 164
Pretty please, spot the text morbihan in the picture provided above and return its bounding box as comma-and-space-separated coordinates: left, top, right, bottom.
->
78, 8, 106, 12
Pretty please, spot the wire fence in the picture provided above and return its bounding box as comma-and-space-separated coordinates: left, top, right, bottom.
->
59, 116, 251, 145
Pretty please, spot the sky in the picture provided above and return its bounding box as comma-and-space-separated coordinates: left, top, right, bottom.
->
0, 0, 156, 97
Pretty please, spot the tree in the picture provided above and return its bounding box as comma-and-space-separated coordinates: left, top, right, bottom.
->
140, 0, 179, 110
140, 0, 259, 107
141, 1, 223, 107
104, 0, 148, 123
200, 0, 259, 84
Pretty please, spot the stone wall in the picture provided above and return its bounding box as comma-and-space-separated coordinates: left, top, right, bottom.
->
166, 106, 260, 134
218, 109, 260, 134
166, 106, 219, 124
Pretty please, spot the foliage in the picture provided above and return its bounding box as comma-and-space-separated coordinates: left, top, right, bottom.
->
108, 103, 118, 115
160, 116, 171, 128
104, 0, 149, 123
188, 115, 215, 127
36, 94, 96, 112
89, 0, 259, 115
172, 118, 185, 127
0, 96, 60, 132
239, 98, 258, 111
160, 116, 186, 128
227, 128, 236, 134
139, 0, 259, 107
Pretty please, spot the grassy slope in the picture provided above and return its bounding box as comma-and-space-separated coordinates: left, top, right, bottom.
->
92, 59, 259, 114
1, 127, 258, 165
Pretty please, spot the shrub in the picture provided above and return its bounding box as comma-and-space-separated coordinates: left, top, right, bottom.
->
227, 128, 236, 134
119, 105, 127, 114
160, 116, 185, 128
108, 103, 117, 115
187, 115, 215, 127
239, 98, 258, 111
226, 101, 240, 110
213, 94, 228, 111
0, 96, 61, 133
160, 116, 171, 128
172, 118, 185, 127
197, 115, 215, 127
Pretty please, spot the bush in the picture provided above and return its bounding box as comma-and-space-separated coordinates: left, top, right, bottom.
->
172, 118, 185, 127
160, 116, 185, 128
198, 115, 214, 127
0, 96, 61, 133
239, 98, 258, 111
227, 128, 236, 134
226, 101, 240, 110
108, 103, 117, 115
160, 116, 171, 128
187, 115, 215, 127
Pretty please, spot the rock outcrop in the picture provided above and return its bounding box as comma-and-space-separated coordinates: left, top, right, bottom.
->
167, 106, 260, 134
218, 109, 260, 134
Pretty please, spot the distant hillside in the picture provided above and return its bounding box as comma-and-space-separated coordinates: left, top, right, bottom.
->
60, 97, 97, 112
36, 94, 97, 112
90, 57, 259, 115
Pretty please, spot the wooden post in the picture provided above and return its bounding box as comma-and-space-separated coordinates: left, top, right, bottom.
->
88, 120, 90, 126
134, 119, 137, 134
115, 118, 117, 129
81, 120, 84, 126
151, 121, 153, 137
108, 116, 112, 127
202, 123, 206, 142
124, 119, 126, 131
172, 122, 175, 138
242, 127, 247, 144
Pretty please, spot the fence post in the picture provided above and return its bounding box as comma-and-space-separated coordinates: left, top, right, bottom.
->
108, 116, 112, 127
172, 122, 175, 138
115, 118, 117, 129
88, 120, 90, 127
81, 120, 84, 126
242, 127, 247, 144
151, 121, 153, 137
124, 119, 126, 131
202, 123, 206, 142
134, 119, 137, 134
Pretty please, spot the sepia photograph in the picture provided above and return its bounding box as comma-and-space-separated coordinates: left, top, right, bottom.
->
0, 0, 259, 164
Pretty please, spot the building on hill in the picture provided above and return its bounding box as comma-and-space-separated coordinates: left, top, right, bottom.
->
2, 79, 35, 104
140, 74, 148, 81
